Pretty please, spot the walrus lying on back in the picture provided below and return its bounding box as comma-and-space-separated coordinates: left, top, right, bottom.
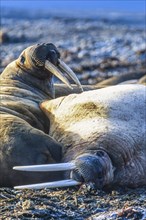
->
41, 85, 146, 188
0, 43, 83, 187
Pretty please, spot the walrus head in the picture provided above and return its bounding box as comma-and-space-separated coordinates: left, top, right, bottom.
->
13, 149, 115, 189
16, 43, 83, 98
70, 151, 114, 189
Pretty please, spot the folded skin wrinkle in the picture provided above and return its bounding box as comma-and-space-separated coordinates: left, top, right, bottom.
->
40, 85, 146, 189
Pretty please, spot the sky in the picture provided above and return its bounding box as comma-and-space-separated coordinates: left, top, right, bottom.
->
1, 0, 146, 13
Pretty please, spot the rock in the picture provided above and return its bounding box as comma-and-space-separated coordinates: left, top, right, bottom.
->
91, 207, 146, 220
0, 30, 10, 44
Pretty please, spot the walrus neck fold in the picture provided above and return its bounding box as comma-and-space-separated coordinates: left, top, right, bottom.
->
0, 60, 54, 133
16, 67, 55, 99
2, 60, 55, 99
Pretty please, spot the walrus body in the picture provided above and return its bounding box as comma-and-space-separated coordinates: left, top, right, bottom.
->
0, 43, 97, 188
1, 43, 145, 189
0, 44, 69, 187
41, 85, 146, 188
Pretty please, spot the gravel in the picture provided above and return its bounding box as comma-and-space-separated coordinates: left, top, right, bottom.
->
1, 10, 146, 84
0, 185, 146, 219
0, 9, 146, 220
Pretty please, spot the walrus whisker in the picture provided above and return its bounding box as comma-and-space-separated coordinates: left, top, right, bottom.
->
14, 179, 81, 190
58, 59, 83, 92
45, 60, 73, 89
13, 162, 76, 172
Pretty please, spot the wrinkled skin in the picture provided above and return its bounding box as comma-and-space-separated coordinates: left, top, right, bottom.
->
70, 151, 114, 189
0, 43, 64, 187
41, 85, 146, 189
0, 43, 96, 188
1, 43, 145, 189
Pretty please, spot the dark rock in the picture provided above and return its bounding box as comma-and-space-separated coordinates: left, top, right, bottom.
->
0, 30, 10, 44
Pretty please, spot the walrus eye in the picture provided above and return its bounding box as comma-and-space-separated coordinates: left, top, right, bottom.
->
20, 55, 25, 65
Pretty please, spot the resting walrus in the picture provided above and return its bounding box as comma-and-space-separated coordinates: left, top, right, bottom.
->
1, 43, 145, 189
0, 43, 83, 187
40, 85, 146, 189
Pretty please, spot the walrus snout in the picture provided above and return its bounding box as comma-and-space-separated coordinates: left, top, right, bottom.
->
47, 49, 59, 66
70, 151, 114, 189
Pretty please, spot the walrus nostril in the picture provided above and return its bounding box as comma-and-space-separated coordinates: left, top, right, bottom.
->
70, 169, 84, 183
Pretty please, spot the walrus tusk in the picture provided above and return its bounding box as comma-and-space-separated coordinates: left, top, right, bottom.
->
14, 179, 81, 190
13, 162, 76, 172
45, 60, 73, 89
13, 163, 80, 189
58, 59, 83, 92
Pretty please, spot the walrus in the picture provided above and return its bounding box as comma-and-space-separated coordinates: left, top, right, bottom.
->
37, 84, 146, 189
1, 44, 145, 189
0, 43, 84, 187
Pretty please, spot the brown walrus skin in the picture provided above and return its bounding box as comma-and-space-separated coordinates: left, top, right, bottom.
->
41, 84, 146, 189
1, 43, 145, 189
0, 43, 98, 188
0, 43, 67, 187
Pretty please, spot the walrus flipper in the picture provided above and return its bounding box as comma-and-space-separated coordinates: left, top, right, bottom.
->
0, 114, 63, 187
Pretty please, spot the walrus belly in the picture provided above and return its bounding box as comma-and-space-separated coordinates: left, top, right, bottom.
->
41, 84, 146, 187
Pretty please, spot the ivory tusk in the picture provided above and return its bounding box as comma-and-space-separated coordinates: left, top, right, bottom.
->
14, 179, 81, 189
13, 162, 76, 172
45, 60, 73, 89
58, 59, 83, 92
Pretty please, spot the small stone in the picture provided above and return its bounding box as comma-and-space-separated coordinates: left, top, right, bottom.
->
16, 199, 35, 210
0, 30, 10, 44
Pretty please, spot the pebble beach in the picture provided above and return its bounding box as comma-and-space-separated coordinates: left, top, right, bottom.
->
0, 8, 146, 220
1, 9, 146, 84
